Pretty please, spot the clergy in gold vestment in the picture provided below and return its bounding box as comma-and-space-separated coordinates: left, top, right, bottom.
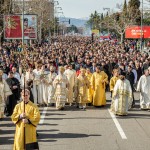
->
85, 68, 93, 103
11, 89, 40, 150
110, 69, 119, 92
53, 67, 69, 110
109, 69, 119, 112
91, 66, 108, 106
77, 69, 90, 110
112, 72, 133, 116
0, 70, 12, 119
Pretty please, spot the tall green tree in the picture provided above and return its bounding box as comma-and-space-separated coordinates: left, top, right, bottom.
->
128, 0, 140, 8
128, 0, 141, 25
123, 0, 127, 15
87, 11, 101, 30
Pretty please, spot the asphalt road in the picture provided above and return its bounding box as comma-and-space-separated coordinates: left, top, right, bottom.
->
1, 92, 150, 150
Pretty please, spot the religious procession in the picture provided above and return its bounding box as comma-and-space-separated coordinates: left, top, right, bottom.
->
0, 36, 150, 119
1, 0, 150, 149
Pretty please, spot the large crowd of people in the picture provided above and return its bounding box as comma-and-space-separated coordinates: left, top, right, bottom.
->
0, 36, 150, 119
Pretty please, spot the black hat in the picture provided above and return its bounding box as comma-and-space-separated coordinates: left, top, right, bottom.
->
120, 71, 126, 76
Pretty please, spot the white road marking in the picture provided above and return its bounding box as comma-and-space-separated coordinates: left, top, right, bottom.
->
39, 107, 48, 124
108, 109, 127, 140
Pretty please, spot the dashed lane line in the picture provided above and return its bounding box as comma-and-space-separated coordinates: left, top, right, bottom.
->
108, 109, 127, 140
39, 107, 48, 124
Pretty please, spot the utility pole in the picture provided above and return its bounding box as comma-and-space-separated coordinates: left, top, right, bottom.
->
140, 0, 143, 52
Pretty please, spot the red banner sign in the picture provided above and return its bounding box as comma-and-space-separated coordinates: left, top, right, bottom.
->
4, 15, 37, 39
125, 26, 150, 39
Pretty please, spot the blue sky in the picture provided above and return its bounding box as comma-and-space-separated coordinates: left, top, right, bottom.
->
57, 0, 150, 19
57, 0, 127, 18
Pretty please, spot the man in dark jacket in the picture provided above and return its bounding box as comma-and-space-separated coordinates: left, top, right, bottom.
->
126, 65, 135, 107
5, 72, 20, 116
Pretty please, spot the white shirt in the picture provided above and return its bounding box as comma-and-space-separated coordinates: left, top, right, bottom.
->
2, 73, 8, 80
13, 72, 21, 82
132, 69, 137, 84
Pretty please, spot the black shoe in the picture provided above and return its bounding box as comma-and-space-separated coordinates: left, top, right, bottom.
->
88, 103, 92, 106
132, 103, 135, 108
5, 113, 10, 117
60, 107, 64, 110
76, 104, 79, 108
48, 103, 55, 107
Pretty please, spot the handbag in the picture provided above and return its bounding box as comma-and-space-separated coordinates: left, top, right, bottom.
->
26, 142, 39, 150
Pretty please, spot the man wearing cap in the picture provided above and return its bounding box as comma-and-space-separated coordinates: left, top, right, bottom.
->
0, 70, 12, 119
137, 68, 150, 110
53, 66, 69, 110
112, 72, 133, 115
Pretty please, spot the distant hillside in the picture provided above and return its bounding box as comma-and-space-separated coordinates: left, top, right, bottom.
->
59, 17, 88, 27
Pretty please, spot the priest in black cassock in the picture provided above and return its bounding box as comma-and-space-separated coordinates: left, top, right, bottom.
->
5, 71, 20, 116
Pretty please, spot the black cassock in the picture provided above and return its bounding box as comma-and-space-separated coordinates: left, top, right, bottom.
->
5, 77, 20, 116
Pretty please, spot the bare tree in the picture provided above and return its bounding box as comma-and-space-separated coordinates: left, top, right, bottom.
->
0, 0, 12, 45
102, 1, 141, 43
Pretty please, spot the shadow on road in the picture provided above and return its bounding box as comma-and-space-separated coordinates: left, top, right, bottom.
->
46, 113, 66, 116
39, 123, 58, 126
117, 113, 150, 119
0, 131, 14, 145
37, 133, 101, 142
38, 129, 59, 132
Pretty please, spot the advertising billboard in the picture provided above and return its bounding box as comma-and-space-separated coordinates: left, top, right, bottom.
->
4, 15, 37, 39
92, 29, 100, 36
125, 26, 150, 39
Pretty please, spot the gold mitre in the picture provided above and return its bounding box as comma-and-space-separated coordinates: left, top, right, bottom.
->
59, 66, 65, 72
80, 68, 86, 73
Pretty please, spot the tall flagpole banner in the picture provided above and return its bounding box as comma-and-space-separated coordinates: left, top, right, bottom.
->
4, 15, 37, 39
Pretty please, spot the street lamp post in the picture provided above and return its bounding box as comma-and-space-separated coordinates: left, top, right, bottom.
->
140, 0, 143, 52
53, 1, 59, 37
22, 0, 24, 51
55, 7, 62, 36
57, 11, 63, 35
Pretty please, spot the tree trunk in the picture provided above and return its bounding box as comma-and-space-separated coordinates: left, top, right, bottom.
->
0, 31, 3, 46
0, 34, 1, 46
120, 33, 124, 43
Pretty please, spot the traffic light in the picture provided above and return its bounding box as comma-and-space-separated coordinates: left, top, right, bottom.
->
69, 19, 70, 24
91, 33, 94, 43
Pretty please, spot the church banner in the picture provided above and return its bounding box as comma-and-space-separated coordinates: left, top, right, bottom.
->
4, 15, 37, 39
125, 26, 150, 39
